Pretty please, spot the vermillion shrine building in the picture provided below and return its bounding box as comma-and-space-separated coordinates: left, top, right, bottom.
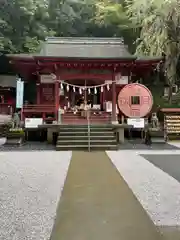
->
4, 37, 161, 126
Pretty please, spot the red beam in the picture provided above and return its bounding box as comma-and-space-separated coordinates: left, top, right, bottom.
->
59, 73, 112, 81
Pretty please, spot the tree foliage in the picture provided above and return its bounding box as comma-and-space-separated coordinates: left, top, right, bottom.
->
95, 0, 180, 101
94, 0, 138, 52
0, 0, 53, 53
2, 0, 180, 102
125, 0, 180, 101
0, 0, 122, 53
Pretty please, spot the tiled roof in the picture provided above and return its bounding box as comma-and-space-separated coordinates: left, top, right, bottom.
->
38, 37, 134, 59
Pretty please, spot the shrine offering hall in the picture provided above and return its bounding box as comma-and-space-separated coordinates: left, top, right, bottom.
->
6, 37, 161, 125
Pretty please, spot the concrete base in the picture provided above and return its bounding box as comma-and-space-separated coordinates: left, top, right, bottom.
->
47, 128, 57, 144
113, 124, 131, 144
116, 128, 125, 143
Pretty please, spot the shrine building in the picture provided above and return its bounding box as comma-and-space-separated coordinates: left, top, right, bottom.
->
6, 37, 162, 125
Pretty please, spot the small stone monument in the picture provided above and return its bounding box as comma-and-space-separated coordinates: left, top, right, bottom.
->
12, 112, 20, 128
151, 112, 159, 129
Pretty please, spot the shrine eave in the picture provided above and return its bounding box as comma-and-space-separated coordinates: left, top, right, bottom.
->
136, 56, 163, 64
7, 54, 136, 62
6, 54, 163, 64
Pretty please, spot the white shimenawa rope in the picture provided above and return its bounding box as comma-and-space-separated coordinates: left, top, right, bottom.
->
59, 80, 117, 89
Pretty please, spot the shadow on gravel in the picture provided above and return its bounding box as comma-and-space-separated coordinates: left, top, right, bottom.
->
141, 154, 180, 183
118, 141, 179, 150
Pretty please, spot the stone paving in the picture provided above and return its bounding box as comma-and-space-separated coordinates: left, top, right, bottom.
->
50, 151, 162, 240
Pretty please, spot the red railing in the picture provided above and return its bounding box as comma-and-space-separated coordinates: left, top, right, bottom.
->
22, 104, 56, 121
22, 104, 56, 113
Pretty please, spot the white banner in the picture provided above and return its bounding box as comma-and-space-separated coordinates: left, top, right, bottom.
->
16, 79, 24, 108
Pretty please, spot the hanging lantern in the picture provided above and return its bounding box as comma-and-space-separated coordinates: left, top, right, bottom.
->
88, 88, 91, 94
94, 87, 97, 94
73, 86, 75, 92
60, 83, 63, 89
101, 86, 103, 92
107, 84, 110, 91
66, 85, 69, 92
79, 88, 82, 94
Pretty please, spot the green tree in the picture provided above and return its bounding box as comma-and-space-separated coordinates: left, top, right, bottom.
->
48, 0, 109, 37
95, 0, 180, 102
126, 0, 180, 102
0, 0, 52, 53
94, 0, 138, 52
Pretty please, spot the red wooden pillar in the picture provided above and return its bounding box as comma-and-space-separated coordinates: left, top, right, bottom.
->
111, 71, 117, 123
36, 75, 41, 104
55, 76, 59, 121
36, 84, 40, 104
100, 90, 103, 109
101, 87, 105, 110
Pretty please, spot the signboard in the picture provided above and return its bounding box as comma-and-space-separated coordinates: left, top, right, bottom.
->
127, 118, 145, 128
118, 83, 153, 117
40, 74, 55, 83
115, 75, 128, 85
16, 79, 24, 108
41, 84, 55, 103
105, 102, 119, 113
25, 118, 43, 128
106, 101, 112, 112
105, 76, 128, 85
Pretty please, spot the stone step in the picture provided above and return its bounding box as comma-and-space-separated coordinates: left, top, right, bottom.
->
151, 138, 166, 143
58, 135, 115, 140
56, 144, 117, 151
58, 131, 115, 136
57, 139, 117, 145
62, 115, 110, 119
59, 127, 113, 132
59, 124, 113, 128
62, 121, 110, 125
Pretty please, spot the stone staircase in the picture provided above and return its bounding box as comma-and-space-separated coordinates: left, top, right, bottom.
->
56, 124, 117, 150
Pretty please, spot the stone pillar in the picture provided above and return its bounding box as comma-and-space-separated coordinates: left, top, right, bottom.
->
47, 128, 53, 144
111, 72, 117, 124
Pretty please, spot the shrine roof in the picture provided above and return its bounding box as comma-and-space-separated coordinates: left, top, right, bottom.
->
6, 38, 163, 65
7, 37, 136, 60
38, 37, 134, 59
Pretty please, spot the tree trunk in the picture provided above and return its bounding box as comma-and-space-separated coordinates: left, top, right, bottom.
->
168, 86, 172, 104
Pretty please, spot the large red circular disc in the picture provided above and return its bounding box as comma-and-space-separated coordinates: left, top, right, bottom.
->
117, 83, 153, 118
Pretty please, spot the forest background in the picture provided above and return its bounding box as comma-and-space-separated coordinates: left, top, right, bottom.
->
1, 0, 180, 105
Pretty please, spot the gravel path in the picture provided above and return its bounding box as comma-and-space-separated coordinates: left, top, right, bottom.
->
107, 150, 180, 226
0, 151, 72, 240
